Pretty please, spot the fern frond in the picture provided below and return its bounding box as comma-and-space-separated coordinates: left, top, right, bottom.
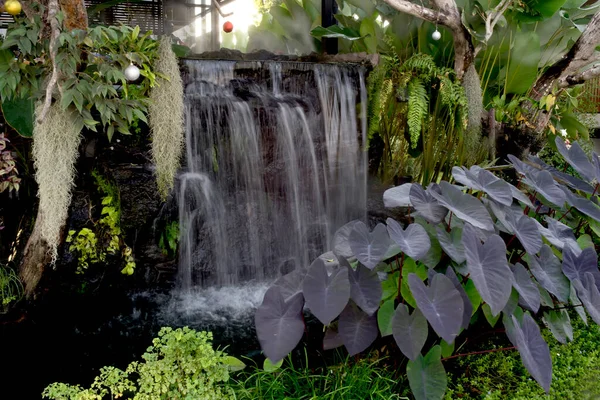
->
407, 78, 428, 148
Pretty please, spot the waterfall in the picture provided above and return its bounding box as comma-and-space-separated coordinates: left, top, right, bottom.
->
178, 59, 367, 290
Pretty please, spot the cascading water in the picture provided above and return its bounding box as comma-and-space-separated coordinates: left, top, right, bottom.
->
178, 59, 368, 292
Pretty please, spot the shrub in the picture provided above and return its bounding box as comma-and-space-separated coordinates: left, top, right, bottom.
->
42, 327, 240, 400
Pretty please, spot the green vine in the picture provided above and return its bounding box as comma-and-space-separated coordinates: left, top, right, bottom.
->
66, 171, 135, 275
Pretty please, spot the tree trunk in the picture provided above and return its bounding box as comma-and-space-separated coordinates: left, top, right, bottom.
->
18, 0, 88, 298
20, 208, 50, 298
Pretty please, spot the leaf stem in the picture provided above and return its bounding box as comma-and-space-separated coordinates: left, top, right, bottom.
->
447, 212, 453, 232
441, 346, 516, 362
396, 253, 405, 304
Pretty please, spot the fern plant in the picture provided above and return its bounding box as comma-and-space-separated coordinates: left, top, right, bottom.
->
368, 52, 482, 185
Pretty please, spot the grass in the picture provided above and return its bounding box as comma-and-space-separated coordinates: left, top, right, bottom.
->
444, 316, 600, 399
231, 351, 408, 400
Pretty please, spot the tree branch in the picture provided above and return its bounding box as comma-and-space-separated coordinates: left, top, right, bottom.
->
474, 0, 513, 56
382, 0, 447, 25
533, 10, 600, 98
561, 62, 600, 87
36, 0, 60, 124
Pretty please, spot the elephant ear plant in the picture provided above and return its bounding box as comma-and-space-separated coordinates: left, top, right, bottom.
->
255, 137, 600, 399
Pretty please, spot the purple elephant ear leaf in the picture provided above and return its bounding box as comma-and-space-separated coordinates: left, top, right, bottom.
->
494, 202, 542, 255
406, 346, 447, 400
542, 309, 573, 345
462, 223, 512, 316
594, 152, 600, 183
570, 284, 588, 325
456, 166, 512, 206
386, 219, 431, 260
333, 220, 360, 259
522, 170, 567, 208
528, 245, 569, 302
349, 222, 391, 269
303, 258, 350, 325
572, 273, 600, 325
383, 183, 413, 208
338, 302, 378, 356
273, 267, 307, 301
562, 245, 600, 291
506, 313, 553, 393
528, 154, 595, 193
513, 215, 543, 255
534, 217, 579, 253
392, 304, 428, 361
512, 263, 541, 313
348, 262, 382, 316
508, 154, 539, 176
323, 326, 344, 350
508, 182, 534, 208
428, 181, 494, 232
563, 190, 600, 224
408, 273, 463, 344
445, 267, 473, 330
409, 183, 448, 224
436, 226, 465, 264
555, 137, 595, 181
255, 288, 305, 363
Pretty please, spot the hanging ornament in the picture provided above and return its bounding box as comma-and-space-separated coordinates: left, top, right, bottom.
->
4, 0, 22, 15
124, 63, 140, 81
432, 29, 441, 41
223, 21, 234, 33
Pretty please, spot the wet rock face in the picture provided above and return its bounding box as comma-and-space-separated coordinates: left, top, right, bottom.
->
58, 133, 177, 288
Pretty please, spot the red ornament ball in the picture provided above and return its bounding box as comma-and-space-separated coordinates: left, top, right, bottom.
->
223, 21, 234, 33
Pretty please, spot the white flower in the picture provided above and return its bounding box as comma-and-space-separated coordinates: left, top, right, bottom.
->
560, 129, 568, 138
110, 146, 114, 150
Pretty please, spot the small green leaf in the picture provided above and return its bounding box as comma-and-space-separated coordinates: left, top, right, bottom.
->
377, 298, 395, 336
407, 345, 447, 400
263, 358, 283, 372
576, 234, 594, 250
464, 279, 482, 315
223, 356, 246, 372
440, 339, 455, 358
482, 303, 500, 327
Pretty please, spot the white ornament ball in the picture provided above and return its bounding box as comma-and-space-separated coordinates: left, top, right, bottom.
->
124, 64, 141, 81
432, 30, 442, 41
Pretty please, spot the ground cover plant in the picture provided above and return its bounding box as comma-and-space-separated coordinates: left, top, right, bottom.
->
232, 351, 407, 399
255, 136, 600, 399
444, 316, 600, 399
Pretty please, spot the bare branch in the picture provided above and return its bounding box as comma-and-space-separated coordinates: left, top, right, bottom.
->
533, 10, 600, 97
560, 62, 600, 88
382, 0, 446, 25
474, 0, 513, 56
36, 0, 61, 124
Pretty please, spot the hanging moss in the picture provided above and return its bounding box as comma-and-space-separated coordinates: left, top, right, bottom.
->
463, 64, 486, 163
149, 36, 184, 200
32, 103, 82, 262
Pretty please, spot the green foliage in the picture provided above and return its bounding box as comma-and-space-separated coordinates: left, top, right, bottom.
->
0, 133, 20, 193
42, 327, 240, 400
0, 262, 23, 310
232, 353, 407, 399
0, 14, 160, 139
158, 221, 179, 258
368, 53, 477, 185
444, 318, 600, 399
255, 136, 600, 398
66, 171, 135, 275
